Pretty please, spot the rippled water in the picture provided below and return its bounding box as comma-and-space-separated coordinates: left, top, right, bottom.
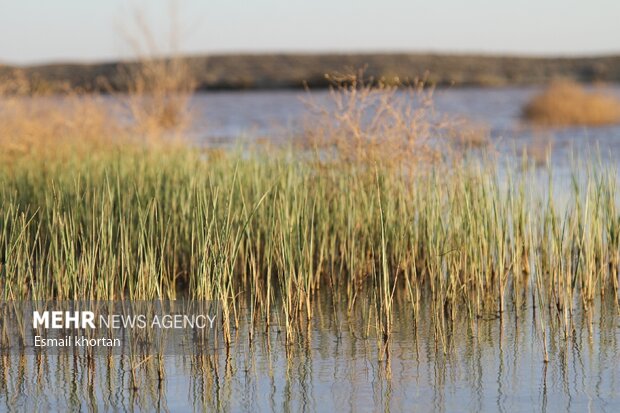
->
189, 86, 620, 166
2, 295, 619, 412
2, 87, 620, 412
190, 85, 620, 204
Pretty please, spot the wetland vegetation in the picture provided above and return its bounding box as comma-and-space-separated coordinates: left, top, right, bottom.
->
1, 62, 619, 411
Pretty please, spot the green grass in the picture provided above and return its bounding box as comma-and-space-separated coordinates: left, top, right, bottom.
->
0, 145, 618, 346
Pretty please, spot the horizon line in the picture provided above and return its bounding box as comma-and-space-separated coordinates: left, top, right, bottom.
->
3, 49, 620, 68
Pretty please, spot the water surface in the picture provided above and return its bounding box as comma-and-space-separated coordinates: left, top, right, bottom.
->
2, 87, 620, 412
2, 296, 619, 412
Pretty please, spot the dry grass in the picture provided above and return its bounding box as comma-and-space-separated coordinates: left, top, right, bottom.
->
0, 57, 194, 160
523, 80, 620, 126
0, 2, 196, 158
444, 117, 490, 149
0, 68, 192, 161
0, 71, 118, 160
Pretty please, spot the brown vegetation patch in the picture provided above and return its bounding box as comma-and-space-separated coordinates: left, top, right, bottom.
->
522, 80, 620, 126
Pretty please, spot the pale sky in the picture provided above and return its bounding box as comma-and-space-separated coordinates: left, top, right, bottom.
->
0, 0, 618, 65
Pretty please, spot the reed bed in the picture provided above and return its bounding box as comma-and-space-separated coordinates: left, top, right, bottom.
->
1, 65, 619, 353
1, 144, 618, 348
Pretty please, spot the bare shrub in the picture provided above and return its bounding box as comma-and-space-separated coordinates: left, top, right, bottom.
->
302, 72, 439, 169
112, 3, 197, 140
302, 71, 489, 171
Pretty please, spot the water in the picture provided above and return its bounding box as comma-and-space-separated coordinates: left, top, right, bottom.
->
189, 86, 620, 166
2, 296, 619, 412
189, 85, 620, 207
2, 87, 620, 412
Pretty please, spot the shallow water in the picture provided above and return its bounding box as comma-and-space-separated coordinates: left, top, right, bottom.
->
1, 294, 619, 412
190, 85, 620, 208
2, 87, 620, 412
189, 86, 620, 164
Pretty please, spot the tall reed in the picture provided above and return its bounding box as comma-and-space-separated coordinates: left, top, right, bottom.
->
1, 144, 618, 347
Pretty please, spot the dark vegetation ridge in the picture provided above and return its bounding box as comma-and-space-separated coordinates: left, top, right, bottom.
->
1, 53, 619, 92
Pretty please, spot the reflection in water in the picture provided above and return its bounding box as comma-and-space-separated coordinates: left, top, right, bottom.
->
2, 86, 620, 411
1, 293, 618, 412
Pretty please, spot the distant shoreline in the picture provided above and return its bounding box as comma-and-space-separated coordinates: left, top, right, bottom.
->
2, 52, 619, 92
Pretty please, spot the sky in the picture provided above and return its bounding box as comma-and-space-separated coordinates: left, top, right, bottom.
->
0, 0, 619, 65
